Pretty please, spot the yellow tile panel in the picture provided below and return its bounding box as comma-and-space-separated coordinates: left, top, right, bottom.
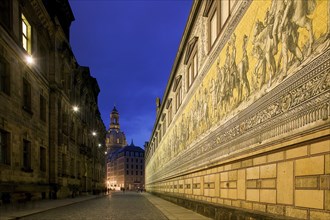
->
237, 169, 246, 200
260, 164, 277, 178
267, 152, 284, 163
286, 146, 308, 159
295, 156, 324, 176
260, 189, 276, 204
310, 139, 330, 155
277, 161, 293, 204
295, 190, 324, 209
246, 189, 259, 202
247, 167, 259, 180
253, 156, 267, 166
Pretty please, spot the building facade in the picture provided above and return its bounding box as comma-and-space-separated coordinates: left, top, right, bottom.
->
145, 0, 330, 219
0, 0, 106, 202
106, 107, 145, 190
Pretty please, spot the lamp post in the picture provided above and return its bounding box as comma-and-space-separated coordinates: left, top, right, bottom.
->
92, 131, 97, 194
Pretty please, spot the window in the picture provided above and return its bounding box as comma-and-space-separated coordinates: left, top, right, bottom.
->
23, 139, 31, 170
40, 147, 46, 171
77, 161, 81, 178
220, 0, 230, 28
40, 95, 46, 122
186, 53, 198, 90
70, 158, 74, 177
0, 0, 11, 30
126, 170, 129, 175
168, 103, 172, 125
21, 14, 31, 54
136, 171, 138, 175
0, 129, 10, 165
176, 83, 182, 111
230, 0, 237, 11
23, 78, 32, 112
163, 118, 167, 136
0, 57, 10, 95
62, 153, 66, 176
140, 171, 143, 175
210, 8, 218, 47
207, 0, 231, 50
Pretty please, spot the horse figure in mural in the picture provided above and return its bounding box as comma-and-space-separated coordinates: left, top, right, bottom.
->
278, 0, 316, 75
280, 0, 315, 55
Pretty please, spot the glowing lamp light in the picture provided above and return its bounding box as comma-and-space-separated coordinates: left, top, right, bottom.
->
26, 55, 34, 64
73, 106, 79, 112
98, 144, 101, 147
92, 132, 97, 136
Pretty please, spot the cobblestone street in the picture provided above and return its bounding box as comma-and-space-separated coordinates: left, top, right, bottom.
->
21, 192, 167, 220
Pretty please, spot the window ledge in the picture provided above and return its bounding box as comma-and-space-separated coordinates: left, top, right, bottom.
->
22, 106, 33, 115
21, 167, 33, 173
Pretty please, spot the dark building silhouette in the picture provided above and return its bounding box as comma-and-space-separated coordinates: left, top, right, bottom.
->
0, 0, 106, 201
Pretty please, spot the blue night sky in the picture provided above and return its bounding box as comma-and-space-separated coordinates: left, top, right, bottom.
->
69, 0, 192, 147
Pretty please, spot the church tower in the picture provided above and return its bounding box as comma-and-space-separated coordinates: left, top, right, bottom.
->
110, 106, 120, 130
106, 106, 127, 153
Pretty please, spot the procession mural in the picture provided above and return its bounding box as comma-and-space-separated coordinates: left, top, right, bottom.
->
148, 0, 329, 175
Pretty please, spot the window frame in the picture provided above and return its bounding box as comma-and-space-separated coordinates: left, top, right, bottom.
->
22, 139, 31, 171
22, 78, 32, 113
0, 0, 12, 31
175, 82, 182, 112
40, 94, 46, 122
39, 146, 46, 172
21, 14, 32, 54
186, 50, 198, 91
0, 56, 10, 96
0, 129, 10, 165
207, 0, 231, 52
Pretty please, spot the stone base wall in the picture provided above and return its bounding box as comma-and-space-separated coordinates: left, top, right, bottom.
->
148, 134, 330, 219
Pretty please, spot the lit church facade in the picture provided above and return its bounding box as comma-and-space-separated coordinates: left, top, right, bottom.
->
145, 0, 330, 219
106, 107, 145, 190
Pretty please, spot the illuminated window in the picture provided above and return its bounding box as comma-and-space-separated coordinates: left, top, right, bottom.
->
21, 14, 31, 54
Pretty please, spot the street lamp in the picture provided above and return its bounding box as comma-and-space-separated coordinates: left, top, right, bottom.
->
26, 55, 34, 64
72, 106, 79, 112
92, 131, 97, 136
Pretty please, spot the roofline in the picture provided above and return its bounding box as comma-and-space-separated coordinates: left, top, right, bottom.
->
148, 0, 202, 144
